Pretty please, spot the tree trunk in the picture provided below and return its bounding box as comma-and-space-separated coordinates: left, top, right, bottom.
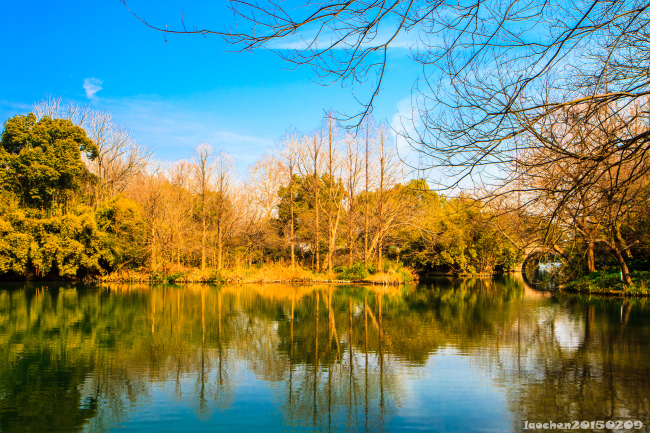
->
586, 241, 595, 273
327, 198, 343, 274
364, 123, 369, 265
615, 223, 633, 258
328, 196, 333, 274
177, 242, 181, 267
217, 221, 223, 270
613, 224, 633, 285
348, 204, 354, 266
327, 120, 335, 274
290, 168, 295, 269
201, 198, 206, 271
612, 246, 633, 285
376, 141, 385, 272
151, 227, 156, 271
316, 194, 320, 272
377, 236, 383, 272
312, 136, 322, 273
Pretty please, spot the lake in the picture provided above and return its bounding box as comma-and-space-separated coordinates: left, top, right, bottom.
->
1, 276, 649, 432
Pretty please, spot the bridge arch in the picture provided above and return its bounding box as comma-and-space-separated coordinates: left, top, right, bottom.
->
519, 245, 564, 288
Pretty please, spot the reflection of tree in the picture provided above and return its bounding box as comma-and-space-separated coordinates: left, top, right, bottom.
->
0, 280, 527, 431
0, 284, 243, 430
1, 280, 649, 432
482, 296, 650, 432
0, 349, 97, 433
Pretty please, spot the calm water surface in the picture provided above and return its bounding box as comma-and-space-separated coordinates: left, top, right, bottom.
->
1, 277, 649, 432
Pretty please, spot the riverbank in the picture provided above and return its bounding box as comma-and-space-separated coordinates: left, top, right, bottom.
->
560, 270, 650, 297
95, 262, 416, 286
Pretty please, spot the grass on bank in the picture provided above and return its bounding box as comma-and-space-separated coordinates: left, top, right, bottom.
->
562, 269, 650, 296
99, 260, 415, 285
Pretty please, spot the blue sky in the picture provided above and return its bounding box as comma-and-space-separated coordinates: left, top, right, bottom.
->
0, 0, 422, 173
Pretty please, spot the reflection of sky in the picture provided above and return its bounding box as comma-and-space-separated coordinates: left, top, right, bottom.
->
389, 353, 511, 433
553, 311, 585, 352
8, 283, 649, 433
86, 366, 280, 433
83, 351, 511, 433
538, 263, 562, 271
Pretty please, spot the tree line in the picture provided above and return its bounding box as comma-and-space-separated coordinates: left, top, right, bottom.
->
0, 98, 521, 280
117, 0, 650, 290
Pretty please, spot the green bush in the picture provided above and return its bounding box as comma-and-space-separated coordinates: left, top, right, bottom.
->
399, 269, 412, 282
208, 270, 226, 283
564, 269, 650, 294
334, 262, 371, 280
167, 272, 185, 283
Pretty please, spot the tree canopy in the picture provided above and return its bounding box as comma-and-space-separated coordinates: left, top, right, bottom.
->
0, 113, 98, 209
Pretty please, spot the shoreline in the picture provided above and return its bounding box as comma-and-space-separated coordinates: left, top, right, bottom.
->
1, 270, 522, 286
557, 286, 650, 298
4, 269, 649, 297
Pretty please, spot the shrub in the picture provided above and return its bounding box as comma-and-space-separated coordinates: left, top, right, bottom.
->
564, 269, 650, 294
334, 262, 371, 280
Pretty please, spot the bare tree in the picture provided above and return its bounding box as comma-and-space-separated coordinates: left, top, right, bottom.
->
129, 164, 166, 271
168, 160, 194, 267
374, 126, 396, 269
299, 132, 325, 271
355, 123, 407, 270
213, 151, 237, 270
492, 100, 650, 284
362, 117, 376, 265
34, 96, 90, 126
343, 131, 364, 265
123, 0, 650, 196
84, 110, 152, 204
238, 180, 267, 268
277, 131, 302, 269
323, 113, 344, 274
248, 153, 284, 220
194, 144, 214, 271
34, 97, 151, 205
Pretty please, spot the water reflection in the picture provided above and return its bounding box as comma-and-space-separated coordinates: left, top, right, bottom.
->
0, 277, 649, 432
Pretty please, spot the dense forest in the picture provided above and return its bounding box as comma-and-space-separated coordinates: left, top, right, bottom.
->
0, 98, 649, 288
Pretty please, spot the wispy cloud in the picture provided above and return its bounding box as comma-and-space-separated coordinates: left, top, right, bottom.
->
83, 78, 103, 100
0, 100, 34, 125
391, 95, 418, 151
212, 130, 272, 147
98, 96, 273, 173
0, 100, 32, 111
390, 94, 428, 179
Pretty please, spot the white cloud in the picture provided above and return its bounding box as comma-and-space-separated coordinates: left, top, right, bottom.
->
0, 100, 33, 125
97, 96, 273, 173
212, 130, 272, 147
0, 100, 32, 111
83, 78, 103, 100
390, 94, 436, 181
391, 94, 418, 154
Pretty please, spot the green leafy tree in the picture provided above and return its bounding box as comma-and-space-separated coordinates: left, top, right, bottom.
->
393, 184, 522, 274
0, 113, 98, 209
96, 195, 146, 270
277, 174, 344, 263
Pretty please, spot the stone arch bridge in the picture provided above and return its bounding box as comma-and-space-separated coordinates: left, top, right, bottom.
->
515, 244, 564, 272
